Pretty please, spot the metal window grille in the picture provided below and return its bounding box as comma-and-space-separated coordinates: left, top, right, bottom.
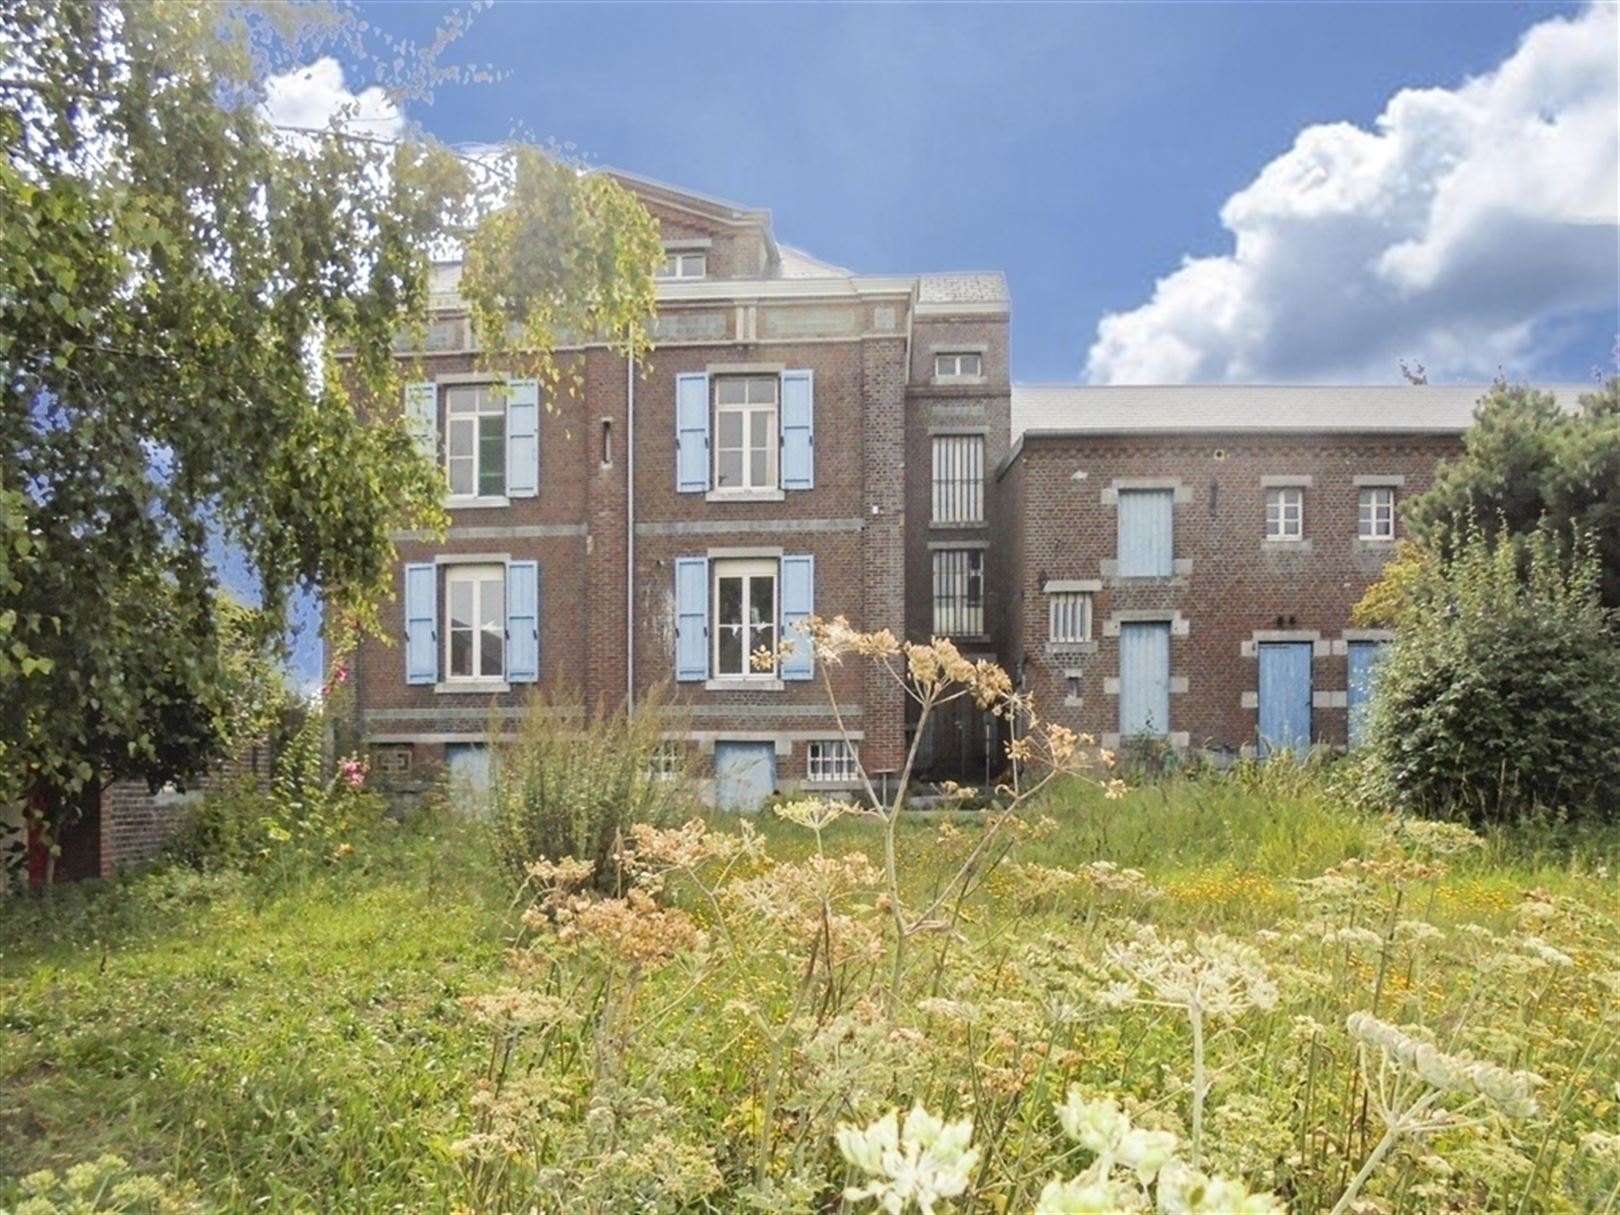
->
806, 739, 858, 782
933, 549, 985, 635
1265, 487, 1304, 539
932, 435, 984, 524
1358, 487, 1395, 539
1048, 592, 1093, 643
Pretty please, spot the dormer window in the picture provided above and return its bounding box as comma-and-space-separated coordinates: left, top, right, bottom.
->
934, 351, 982, 381
658, 250, 707, 280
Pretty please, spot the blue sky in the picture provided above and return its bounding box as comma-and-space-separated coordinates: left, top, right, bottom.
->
337, 0, 1615, 385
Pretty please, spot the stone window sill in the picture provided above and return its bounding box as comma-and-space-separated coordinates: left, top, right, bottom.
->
435, 680, 510, 695
447, 495, 510, 511
706, 487, 786, 503
705, 677, 785, 692
1262, 537, 1312, 551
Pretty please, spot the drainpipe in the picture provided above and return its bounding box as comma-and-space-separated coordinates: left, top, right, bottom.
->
626, 334, 636, 710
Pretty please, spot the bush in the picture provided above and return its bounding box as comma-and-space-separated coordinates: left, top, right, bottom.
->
488, 691, 697, 891
1359, 527, 1620, 822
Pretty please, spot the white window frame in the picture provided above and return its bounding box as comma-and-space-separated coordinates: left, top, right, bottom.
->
932, 548, 985, 636
658, 250, 707, 280
445, 383, 506, 500
1048, 591, 1093, 644
444, 564, 506, 682
713, 375, 779, 493
806, 739, 859, 783
1265, 487, 1305, 541
933, 351, 983, 381
1358, 487, 1396, 540
932, 434, 985, 524
712, 557, 778, 680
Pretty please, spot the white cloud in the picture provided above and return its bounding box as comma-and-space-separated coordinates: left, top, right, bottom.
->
262, 57, 404, 139
1085, 4, 1618, 384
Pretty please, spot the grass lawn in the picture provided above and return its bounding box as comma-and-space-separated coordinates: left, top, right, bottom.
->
4, 775, 1619, 1211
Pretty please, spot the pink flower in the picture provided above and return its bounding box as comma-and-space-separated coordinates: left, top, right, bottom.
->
338, 756, 369, 789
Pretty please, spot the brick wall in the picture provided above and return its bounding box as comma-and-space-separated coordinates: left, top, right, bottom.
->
1004, 432, 1460, 755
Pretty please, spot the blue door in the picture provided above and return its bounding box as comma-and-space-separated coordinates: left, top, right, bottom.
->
1347, 640, 1389, 749
714, 742, 776, 811
1119, 622, 1171, 738
1258, 643, 1313, 758
446, 743, 494, 812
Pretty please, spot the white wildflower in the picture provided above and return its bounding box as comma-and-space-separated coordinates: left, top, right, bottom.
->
837, 1104, 980, 1215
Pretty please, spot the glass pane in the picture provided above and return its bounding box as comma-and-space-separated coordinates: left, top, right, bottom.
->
448, 456, 474, 496
450, 628, 472, 677
750, 449, 770, 487
962, 354, 981, 376
450, 580, 473, 631
480, 626, 503, 678
479, 415, 505, 497
749, 575, 773, 625
716, 409, 743, 445
746, 376, 777, 405
717, 451, 743, 488
717, 577, 742, 627
448, 419, 474, 458
716, 379, 747, 406
447, 386, 482, 414
718, 626, 742, 676
749, 409, 773, 446
480, 577, 504, 631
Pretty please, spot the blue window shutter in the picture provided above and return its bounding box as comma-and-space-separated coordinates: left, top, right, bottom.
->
780, 369, 814, 490
1118, 490, 1174, 577
676, 373, 710, 493
506, 560, 540, 683
780, 554, 814, 680
675, 557, 709, 681
404, 563, 438, 685
404, 382, 437, 463
506, 379, 540, 498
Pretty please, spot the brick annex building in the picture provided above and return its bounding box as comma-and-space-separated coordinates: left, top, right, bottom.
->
341, 170, 1584, 808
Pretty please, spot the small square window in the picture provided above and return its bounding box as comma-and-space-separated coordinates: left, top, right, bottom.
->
648, 742, 685, 781
933, 352, 982, 380
1048, 592, 1093, 644
1359, 487, 1396, 540
807, 739, 859, 783
1265, 487, 1304, 540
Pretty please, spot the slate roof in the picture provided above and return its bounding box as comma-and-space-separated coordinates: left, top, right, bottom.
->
917, 272, 1010, 305
1011, 383, 1592, 438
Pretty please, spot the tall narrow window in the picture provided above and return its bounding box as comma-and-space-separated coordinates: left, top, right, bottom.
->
1265, 487, 1304, 540
932, 435, 985, 524
445, 385, 506, 498
713, 558, 778, 678
932, 549, 985, 635
714, 376, 778, 491
1358, 487, 1395, 540
446, 566, 505, 680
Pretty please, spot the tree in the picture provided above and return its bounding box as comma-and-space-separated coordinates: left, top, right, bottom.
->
1405, 376, 1620, 607
0, 2, 663, 876
1353, 527, 1620, 823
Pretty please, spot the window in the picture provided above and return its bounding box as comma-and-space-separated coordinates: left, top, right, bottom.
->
1117, 489, 1174, 576
1048, 592, 1093, 644
648, 742, 684, 781
932, 435, 985, 524
658, 250, 707, 280
1359, 487, 1395, 540
933, 548, 984, 635
806, 739, 859, 783
934, 351, 982, 380
446, 566, 505, 680
714, 376, 778, 491
1265, 487, 1304, 540
713, 558, 777, 678
445, 384, 505, 498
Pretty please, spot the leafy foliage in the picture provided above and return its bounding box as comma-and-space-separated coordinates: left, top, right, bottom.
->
1406, 376, 1620, 607
1357, 527, 1620, 821
0, 3, 660, 842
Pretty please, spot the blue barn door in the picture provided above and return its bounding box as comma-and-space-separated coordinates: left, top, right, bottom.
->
1258, 642, 1313, 758
714, 741, 776, 811
446, 743, 493, 813
1347, 640, 1389, 749
1119, 622, 1171, 738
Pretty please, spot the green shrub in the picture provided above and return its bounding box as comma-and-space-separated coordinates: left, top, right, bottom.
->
1, 1154, 201, 1213
1360, 526, 1620, 822
488, 691, 697, 891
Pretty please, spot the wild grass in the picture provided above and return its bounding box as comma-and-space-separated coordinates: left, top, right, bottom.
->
4, 772, 1619, 1212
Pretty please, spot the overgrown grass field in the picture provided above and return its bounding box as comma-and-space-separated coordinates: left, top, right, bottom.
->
4, 774, 1619, 1212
